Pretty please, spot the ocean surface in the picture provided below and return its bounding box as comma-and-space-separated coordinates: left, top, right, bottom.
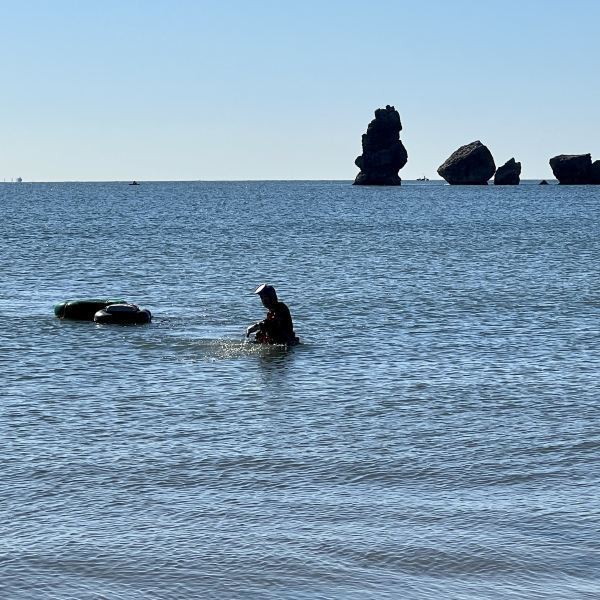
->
1, 180, 599, 600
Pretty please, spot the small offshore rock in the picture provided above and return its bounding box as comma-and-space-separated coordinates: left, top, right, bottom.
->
539, 180, 549, 185
437, 141, 496, 185
354, 105, 408, 186
549, 154, 592, 184
494, 158, 521, 185
591, 160, 600, 184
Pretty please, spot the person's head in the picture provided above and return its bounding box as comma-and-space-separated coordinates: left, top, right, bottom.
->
254, 283, 278, 309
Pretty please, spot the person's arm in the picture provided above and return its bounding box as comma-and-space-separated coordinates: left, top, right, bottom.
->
246, 321, 262, 337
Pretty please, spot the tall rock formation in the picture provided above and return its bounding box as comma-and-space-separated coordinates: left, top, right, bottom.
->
494, 158, 521, 185
437, 141, 496, 185
549, 154, 593, 184
354, 105, 408, 186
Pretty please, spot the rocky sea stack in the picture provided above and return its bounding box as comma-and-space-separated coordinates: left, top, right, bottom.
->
354, 105, 408, 186
549, 154, 600, 184
437, 141, 496, 185
494, 158, 521, 185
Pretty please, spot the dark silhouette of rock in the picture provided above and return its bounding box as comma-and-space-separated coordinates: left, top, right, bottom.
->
354, 105, 408, 185
549, 154, 592, 184
591, 160, 600, 184
539, 180, 549, 185
494, 158, 521, 185
437, 141, 496, 185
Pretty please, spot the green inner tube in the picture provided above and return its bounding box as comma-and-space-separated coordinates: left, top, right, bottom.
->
54, 298, 127, 321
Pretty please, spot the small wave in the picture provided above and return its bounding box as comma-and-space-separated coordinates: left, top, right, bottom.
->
158, 337, 295, 361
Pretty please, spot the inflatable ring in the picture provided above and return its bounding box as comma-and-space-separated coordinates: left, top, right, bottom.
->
54, 298, 126, 321
93, 303, 152, 325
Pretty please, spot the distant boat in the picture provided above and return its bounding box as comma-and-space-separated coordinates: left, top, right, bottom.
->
129, 181, 139, 186
416, 175, 429, 182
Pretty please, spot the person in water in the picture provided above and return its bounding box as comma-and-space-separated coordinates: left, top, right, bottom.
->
246, 284, 299, 345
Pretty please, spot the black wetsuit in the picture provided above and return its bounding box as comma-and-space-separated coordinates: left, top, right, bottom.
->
256, 301, 297, 344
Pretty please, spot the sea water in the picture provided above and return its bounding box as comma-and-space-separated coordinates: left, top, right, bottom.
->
1, 181, 599, 599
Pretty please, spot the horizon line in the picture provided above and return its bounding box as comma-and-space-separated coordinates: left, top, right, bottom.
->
0, 178, 556, 184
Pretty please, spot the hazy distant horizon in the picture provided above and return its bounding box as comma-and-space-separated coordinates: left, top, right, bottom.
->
1, 178, 559, 185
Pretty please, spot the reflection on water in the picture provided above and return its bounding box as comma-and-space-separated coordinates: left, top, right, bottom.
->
257, 345, 298, 382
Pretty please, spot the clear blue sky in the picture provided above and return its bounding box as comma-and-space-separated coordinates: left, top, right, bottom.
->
1, 0, 599, 181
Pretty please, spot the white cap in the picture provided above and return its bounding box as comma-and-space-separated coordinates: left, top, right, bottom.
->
254, 283, 268, 294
